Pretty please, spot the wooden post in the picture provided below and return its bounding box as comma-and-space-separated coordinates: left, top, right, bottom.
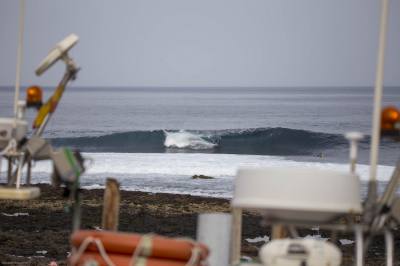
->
230, 207, 242, 265
102, 178, 120, 231
272, 224, 287, 239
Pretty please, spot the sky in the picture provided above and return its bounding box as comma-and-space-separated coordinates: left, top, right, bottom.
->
0, 0, 399, 87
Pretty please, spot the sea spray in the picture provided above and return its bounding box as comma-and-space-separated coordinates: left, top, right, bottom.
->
163, 130, 217, 150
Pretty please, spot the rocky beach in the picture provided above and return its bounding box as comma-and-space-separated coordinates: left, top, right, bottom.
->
0, 184, 398, 265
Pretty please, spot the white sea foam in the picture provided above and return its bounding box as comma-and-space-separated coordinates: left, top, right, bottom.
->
1, 212, 29, 217
0, 153, 395, 198
246, 235, 270, 243
339, 239, 355, 245
164, 130, 216, 150
60, 153, 395, 181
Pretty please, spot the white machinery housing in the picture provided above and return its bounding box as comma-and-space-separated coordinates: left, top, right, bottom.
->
259, 239, 342, 266
0, 118, 28, 149
232, 167, 362, 223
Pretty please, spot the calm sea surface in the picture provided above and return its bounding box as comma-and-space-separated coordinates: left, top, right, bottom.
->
1, 87, 400, 136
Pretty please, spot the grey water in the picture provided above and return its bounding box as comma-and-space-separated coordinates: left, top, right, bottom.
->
0, 86, 399, 165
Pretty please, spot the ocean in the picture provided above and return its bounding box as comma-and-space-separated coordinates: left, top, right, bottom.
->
0, 86, 399, 197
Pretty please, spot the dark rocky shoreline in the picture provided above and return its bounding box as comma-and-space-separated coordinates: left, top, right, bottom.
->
0, 184, 398, 265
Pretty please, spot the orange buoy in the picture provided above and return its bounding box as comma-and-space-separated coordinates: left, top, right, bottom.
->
381, 106, 400, 131
72, 252, 194, 266
71, 230, 209, 262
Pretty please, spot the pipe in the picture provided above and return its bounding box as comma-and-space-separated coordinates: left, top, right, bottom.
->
14, 0, 25, 117
355, 226, 364, 266
385, 230, 394, 266
368, 0, 390, 203
197, 213, 232, 266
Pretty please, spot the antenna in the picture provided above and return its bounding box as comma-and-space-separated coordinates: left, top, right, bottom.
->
13, 0, 25, 117
35, 34, 79, 76
32, 34, 79, 136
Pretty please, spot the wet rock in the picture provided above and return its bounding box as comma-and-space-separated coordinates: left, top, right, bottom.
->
191, 175, 214, 179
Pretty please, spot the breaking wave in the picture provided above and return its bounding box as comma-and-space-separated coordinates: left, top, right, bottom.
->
164, 130, 217, 150
49, 127, 353, 156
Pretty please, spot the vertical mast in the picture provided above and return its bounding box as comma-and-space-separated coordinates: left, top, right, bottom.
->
14, 0, 25, 117
368, 0, 390, 201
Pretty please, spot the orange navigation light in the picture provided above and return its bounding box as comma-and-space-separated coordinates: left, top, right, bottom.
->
381, 106, 400, 131
26, 86, 43, 108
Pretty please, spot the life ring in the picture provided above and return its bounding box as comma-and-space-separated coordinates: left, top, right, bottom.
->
71, 230, 208, 263
73, 252, 194, 266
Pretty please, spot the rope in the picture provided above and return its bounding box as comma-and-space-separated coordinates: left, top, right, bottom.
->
129, 234, 204, 266
133, 257, 147, 266
185, 245, 202, 266
129, 234, 154, 266
71, 234, 206, 266
70, 236, 115, 266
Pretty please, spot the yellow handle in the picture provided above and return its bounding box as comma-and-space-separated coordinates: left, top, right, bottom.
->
32, 83, 66, 129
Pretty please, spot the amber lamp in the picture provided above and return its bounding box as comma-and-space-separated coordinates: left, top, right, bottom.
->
26, 86, 43, 108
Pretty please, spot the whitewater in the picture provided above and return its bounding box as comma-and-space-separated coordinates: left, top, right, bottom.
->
44, 129, 397, 198
1, 87, 399, 198
1, 152, 394, 198
164, 130, 217, 150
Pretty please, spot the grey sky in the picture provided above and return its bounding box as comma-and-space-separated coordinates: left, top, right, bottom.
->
0, 0, 399, 87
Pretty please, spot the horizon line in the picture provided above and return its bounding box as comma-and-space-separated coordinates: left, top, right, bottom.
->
1, 85, 399, 89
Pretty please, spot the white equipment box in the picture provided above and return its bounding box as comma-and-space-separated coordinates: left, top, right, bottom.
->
259, 239, 341, 266
0, 118, 28, 149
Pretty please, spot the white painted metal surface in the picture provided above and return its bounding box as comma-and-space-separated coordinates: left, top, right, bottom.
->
0, 186, 40, 200
232, 167, 362, 222
197, 213, 231, 266
259, 239, 342, 266
0, 118, 28, 148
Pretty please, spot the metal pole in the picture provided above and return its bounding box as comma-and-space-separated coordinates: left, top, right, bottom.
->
7, 159, 12, 184
380, 160, 400, 207
345, 132, 363, 174
72, 184, 81, 232
368, 0, 390, 202
26, 159, 31, 185
384, 230, 393, 266
34, 70, 72, 137
14, 0, 25, 116
355, 226, 364, 266
15, 154, 25, 189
